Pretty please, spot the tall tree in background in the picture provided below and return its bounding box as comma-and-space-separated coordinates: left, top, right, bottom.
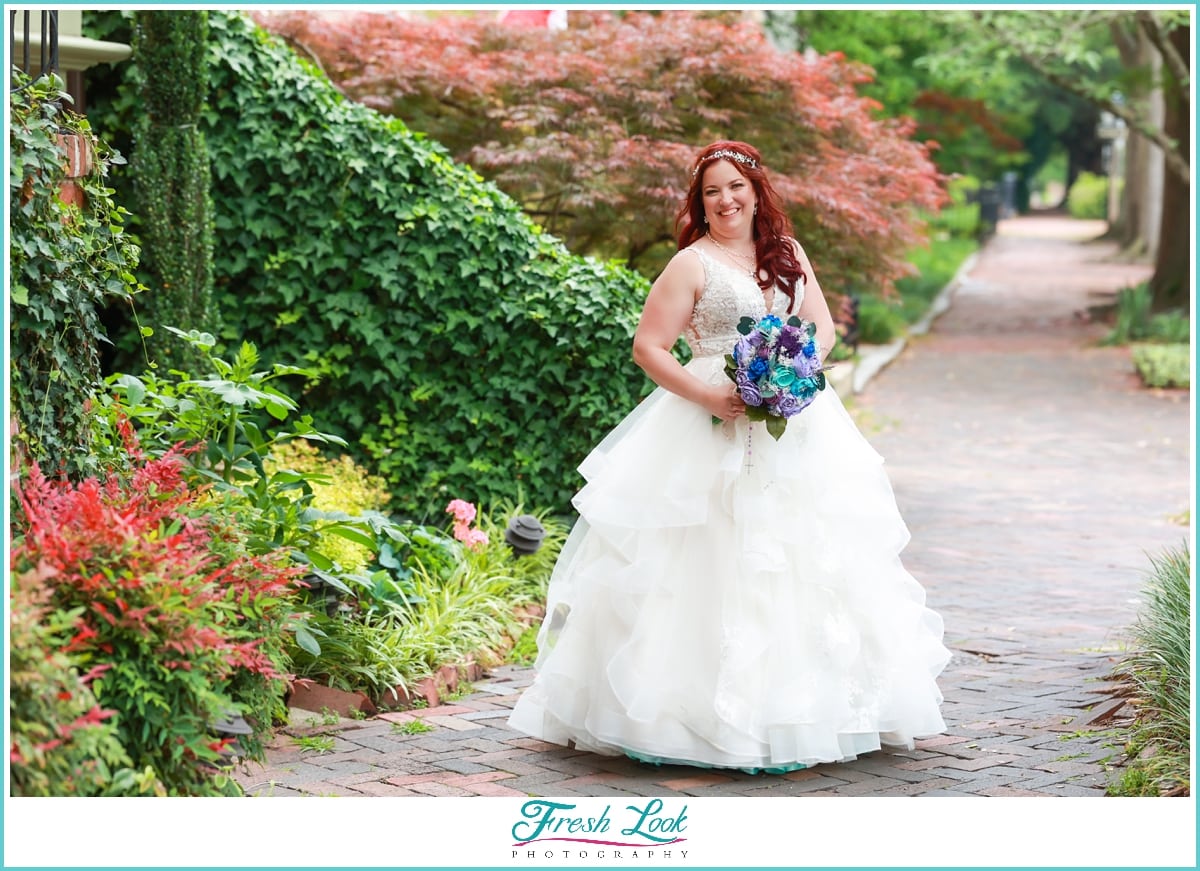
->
768, 9, 1113, 212
767, 10, 1030, 182
131, 11, 215, 366
259, 9, 945, 301
929, 10, 1190, 311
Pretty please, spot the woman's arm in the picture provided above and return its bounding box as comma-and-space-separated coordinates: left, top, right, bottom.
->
632, 251, 745, 422
792, 240, 837, 362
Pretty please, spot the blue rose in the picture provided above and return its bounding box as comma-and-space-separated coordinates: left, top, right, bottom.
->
802, 340, 817, 358
734, 337, 753, 365
748, 358, 769, 380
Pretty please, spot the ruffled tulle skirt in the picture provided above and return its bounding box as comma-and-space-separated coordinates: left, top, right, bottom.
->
507, 354, 950, 772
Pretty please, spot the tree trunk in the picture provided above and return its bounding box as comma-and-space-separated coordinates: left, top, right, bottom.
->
1115, 26, 1164, 256
1149, 22, 1190, 311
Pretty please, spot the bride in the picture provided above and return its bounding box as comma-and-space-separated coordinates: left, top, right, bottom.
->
507, 140, 950, 774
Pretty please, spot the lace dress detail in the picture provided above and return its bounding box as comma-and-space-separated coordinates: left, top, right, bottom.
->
681, 246, 803, 358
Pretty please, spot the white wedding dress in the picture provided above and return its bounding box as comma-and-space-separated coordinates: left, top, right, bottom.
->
508, 246, 950, 773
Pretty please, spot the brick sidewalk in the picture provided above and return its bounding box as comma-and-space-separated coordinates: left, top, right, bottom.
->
233, 216, 1190, 798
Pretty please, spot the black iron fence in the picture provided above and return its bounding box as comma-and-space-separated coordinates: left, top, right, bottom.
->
10, 10, 58, 92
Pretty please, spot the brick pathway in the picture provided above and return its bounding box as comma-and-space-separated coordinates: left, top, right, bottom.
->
233, 216, 1190, 798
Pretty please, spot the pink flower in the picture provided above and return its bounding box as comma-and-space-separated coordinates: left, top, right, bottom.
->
445, 499, 477, 524
463, 528, 489, 549
452, 521, 489, 550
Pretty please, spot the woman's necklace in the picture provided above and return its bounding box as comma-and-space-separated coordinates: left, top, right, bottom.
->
706, 232, 757, 279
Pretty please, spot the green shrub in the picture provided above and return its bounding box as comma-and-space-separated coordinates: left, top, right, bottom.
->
1066, 171, 1112, 220
1109, 544, 1191, 795
927, 175, 981, 239
130, 10, 216, 370
95, 327, 359, 566
1149, 310, 1190, 344
265, 439, 391, 572
893, 236, 977, 324
1105, 283, 1154, 345
9, 563, 162, 796
86, 11, 654, 518
1131, 343, 1190, 389
856, 297, 906, 345
9, 71, 142, 478
1105, 282, 1189, 348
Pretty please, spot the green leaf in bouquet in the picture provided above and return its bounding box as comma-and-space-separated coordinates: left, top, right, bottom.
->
724, 354, 738, 380
786, 316, 803, 328
765, 415, 787, 441
737, 316, 757, 335
814, 372, 826, 390
746, 405, 768, 422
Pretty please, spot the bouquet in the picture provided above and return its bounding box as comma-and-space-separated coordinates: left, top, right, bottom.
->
719, 314, 831, 440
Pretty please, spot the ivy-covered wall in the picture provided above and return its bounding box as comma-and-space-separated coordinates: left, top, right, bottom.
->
9, 72, 142, 478
86, 12, 656, 518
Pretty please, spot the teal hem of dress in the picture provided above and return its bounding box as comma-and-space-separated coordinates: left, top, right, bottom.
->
624, 748, 809, 776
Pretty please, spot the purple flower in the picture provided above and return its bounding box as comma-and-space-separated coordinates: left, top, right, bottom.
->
794, 355, 819, 378
738, 382, 763, 406
776, 392, 801, 417
747, 332, 765, 349
777, 326, 804, 356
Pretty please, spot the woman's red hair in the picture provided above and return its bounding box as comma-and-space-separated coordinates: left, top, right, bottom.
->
676, 141, 806, 312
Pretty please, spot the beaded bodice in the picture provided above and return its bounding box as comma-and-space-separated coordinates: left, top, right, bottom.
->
681, 246, 803, 358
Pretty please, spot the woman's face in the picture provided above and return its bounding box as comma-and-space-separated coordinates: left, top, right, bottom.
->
700, 160, 757, 238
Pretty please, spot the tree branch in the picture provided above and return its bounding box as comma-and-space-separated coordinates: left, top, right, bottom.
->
1107, 16, 1140, 67
1136, 11, 1190, 96
1027, 54, 1190, 184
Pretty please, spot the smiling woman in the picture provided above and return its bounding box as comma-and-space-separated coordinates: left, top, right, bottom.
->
508, 140, 951, 776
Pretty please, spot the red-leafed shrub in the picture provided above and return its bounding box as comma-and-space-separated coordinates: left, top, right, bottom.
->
9, 561, 163, 796
10, 451, 305, 795
258, 9, 946, 295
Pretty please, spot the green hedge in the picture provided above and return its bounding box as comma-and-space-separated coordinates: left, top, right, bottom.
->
86, 12, 654, 517
1067, 171, 1112, 220
1131, 343, 1190, 389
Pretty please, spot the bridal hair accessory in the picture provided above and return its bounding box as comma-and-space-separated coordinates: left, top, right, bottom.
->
693, 149, 758, 176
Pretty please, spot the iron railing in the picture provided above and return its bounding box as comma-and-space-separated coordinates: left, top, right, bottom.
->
10, 10, 59, 92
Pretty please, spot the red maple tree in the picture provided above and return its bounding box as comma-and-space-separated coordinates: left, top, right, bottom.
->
259, 10, 945, 298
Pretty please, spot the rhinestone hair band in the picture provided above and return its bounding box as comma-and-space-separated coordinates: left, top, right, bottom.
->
693, 149, 758, 176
